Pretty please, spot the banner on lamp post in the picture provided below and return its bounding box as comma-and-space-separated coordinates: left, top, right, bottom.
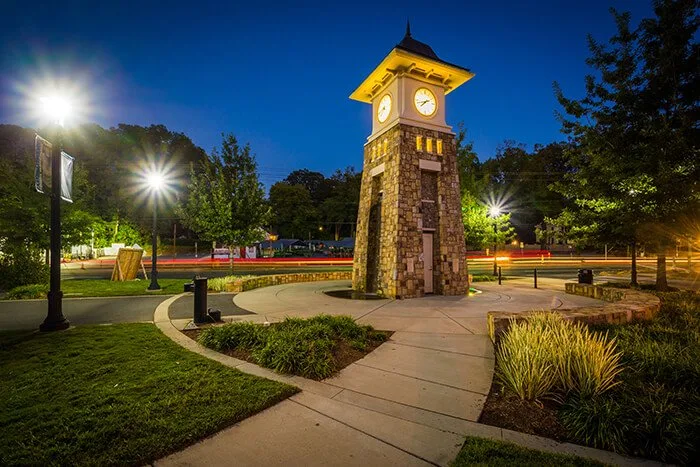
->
34, 134, 52, 193
61, 151, 74, 203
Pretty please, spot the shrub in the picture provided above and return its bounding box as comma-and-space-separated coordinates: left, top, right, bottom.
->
560, 395, 628, 453
563, 290, 700, 463
207, 275, 256, 292
0, 248, 49, 291
496, 312, 623, 401
656, 290, 700, 333
253, 324, 335, 379
197, 322, 267, 351
628, 384, 694, 463
197, 315, 385, 380
5, 284, 49, 300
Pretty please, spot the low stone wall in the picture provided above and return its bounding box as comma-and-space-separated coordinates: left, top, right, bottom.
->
224, 271, 352, 293
487, 284, 660, 343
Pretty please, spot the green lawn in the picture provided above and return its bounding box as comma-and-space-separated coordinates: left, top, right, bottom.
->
0, 323, 298, 466
3, 279, 189, 299
452, 436, 604, 467
62, 278, 188, 297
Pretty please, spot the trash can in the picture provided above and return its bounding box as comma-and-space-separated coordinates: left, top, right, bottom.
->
578, 269, 593, 284
193, 277, 208, 324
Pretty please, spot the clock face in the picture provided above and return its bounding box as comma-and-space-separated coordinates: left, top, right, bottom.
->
414, 88, 437, 117
377, 94, 392, 123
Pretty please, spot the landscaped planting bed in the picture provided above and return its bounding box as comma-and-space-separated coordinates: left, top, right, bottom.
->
451, 436, 603, 467
184, 315, 391, 380
480, 289, 700, 464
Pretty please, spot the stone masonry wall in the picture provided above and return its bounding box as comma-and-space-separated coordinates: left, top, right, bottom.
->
224, 271, 352, 293
352, 123, 469, 298
487, 284, 661, 343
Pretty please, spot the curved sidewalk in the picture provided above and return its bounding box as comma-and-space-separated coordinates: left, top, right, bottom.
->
157, 280, 648, 466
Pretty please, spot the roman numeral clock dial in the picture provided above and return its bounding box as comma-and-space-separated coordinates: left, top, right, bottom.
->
414, 87, 437, 117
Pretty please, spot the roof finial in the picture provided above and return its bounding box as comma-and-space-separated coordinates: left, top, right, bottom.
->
406, 19, 412, 38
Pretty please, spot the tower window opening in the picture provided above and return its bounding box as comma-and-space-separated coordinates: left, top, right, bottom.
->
416, 136, 422, 151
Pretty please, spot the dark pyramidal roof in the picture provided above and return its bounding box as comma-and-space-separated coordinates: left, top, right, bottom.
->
395, 20, 440, 61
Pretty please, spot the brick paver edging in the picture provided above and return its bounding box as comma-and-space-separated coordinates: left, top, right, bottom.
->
487, 284, 660, 343
224, 271, 352, 292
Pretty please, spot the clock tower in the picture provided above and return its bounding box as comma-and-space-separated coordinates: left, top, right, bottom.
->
350, 23, 474, 298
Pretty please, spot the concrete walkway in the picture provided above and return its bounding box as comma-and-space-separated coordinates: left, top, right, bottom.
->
155, 279, 656, 467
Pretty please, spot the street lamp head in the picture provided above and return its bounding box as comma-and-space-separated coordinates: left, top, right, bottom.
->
489, 206, 502, 218
41, 95, 72, 127
146, 171, 165, 192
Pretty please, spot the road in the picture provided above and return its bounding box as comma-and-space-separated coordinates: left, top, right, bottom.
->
3, 257, 695, 331
0, 294, 251, 331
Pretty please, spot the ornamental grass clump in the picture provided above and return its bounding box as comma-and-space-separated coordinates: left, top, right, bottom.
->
496, 312, 623, 401
495, 319, 557, 400
207, 275, 256, 292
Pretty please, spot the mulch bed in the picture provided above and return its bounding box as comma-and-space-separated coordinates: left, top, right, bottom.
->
478, 373, 570, 442
181, 327, 392, 380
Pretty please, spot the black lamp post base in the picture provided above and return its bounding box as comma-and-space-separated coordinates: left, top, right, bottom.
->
147, 286, 162, 292
40, 291, 70, 331
40, 318, 70, 332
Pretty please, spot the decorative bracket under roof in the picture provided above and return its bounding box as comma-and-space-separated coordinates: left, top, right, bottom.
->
350, 45, 473, 103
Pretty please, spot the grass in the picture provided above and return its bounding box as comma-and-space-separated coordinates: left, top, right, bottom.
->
3, 279, 189, 299
0, 323, 297, 466
198, 315, 389, 379
451, 436, 603, 467
471, 274, 509, 282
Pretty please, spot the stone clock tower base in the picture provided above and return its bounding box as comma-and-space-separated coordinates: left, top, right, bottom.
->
352, 124, 469, 299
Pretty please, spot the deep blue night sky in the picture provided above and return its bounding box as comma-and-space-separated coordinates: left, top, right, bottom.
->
1, 0, 653, 186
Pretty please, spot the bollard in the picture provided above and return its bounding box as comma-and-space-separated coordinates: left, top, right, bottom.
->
498, 267, 502, 285
194, 277, 208, 324
534, 268, 538, 288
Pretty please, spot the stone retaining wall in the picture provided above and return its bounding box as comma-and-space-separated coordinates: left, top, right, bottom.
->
224, 272, 352, 293
487, 284, 661, 343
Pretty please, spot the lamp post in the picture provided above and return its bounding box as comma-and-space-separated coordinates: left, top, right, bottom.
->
40, 97, 71, 332
489, 206, 501, 276
146, 171, 164, 291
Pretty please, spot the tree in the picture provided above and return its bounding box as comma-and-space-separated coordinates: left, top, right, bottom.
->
554, 3, 698, 289
455, 124, 485, 199
268, 183, 317, 239
553, 8, 648, 286
179, 134, 268, 267
319, 167, 361, 240
283, 169, 333, 207
462, 193, 516, 251
637, 0, 699, 290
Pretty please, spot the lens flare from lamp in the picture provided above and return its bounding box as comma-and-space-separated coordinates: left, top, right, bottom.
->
489, 206, 502, 218
146, 172, 165, 191
40, 95, 72, 127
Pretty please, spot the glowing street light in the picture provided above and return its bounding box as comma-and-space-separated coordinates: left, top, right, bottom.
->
39, 94, 72, 332
41, 95, 72, 127
145, 169, 165, 291
489, 204, 504, 277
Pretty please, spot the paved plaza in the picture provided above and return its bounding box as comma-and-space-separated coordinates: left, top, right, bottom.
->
158, 279, 636, 467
